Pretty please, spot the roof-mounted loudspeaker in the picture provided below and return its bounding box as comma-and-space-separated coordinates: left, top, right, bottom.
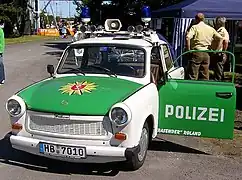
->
104, 19, 122, 32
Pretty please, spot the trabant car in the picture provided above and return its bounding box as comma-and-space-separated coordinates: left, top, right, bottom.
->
5, 19, 236, 171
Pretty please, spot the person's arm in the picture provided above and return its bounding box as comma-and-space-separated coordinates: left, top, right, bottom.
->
213, 30, 223, 50
223, 40, 229, 50
222, 30, 230, 51
217, 28, 229, 51
186, 37, 191, 51
186, 26, 195, 51
0, 29, 4, 53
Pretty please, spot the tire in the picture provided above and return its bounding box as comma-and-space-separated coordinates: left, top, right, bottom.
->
125, 121, 150, 171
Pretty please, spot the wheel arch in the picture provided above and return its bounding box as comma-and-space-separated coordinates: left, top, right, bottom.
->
145, 114, 157, 141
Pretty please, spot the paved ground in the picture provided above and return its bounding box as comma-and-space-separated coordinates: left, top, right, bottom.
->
0, 39, 242, 180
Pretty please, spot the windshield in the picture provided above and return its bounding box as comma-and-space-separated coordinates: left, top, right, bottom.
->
57, 45, 146, 78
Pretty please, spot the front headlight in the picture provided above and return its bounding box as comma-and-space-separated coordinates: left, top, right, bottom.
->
111, 107, 128, 125
7, 99, 21, 116
109, 103, 131, 126
6, 95, 26, 117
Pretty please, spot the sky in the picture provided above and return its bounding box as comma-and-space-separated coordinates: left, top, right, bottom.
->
39, 1, 77, 18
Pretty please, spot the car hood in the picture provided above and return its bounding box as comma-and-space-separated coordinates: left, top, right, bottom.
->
17, 76, 143, 115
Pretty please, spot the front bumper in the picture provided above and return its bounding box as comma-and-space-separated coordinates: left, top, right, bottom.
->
9, 135, 129, 163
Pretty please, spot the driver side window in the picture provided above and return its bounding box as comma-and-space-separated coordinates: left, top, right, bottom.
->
150, 47, 164, 84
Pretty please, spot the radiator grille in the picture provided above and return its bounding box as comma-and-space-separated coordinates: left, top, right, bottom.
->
28, 115, 107, 136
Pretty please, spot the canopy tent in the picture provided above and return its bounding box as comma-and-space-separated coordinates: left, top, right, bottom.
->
152, 0, 242, 66
152, 0, 242, 19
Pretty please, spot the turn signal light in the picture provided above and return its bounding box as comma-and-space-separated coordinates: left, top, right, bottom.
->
12, 123, 22, 130
114, 132, 127, 140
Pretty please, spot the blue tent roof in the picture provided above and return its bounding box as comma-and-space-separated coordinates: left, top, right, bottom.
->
152, 0, 242, 19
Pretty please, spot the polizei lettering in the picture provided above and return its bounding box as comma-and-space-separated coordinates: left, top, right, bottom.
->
165, 105, 225, 122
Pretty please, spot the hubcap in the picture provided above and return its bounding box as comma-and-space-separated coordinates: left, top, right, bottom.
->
137, 127, 149, 162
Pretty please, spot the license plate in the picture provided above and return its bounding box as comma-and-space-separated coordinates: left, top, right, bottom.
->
39, 142, 86, 159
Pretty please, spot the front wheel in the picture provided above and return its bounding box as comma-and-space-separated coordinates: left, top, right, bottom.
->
125, 122, 150, 171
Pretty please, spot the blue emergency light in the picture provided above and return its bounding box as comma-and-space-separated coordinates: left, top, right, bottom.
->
81, 6, 91, 24
141, 6, 151, 24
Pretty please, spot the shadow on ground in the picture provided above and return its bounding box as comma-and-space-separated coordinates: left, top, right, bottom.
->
149, 138, 208, 155
0, 133, 207, 176
235, 121, 242, 130
236, 86, 242, 111
43, 40, 71, 51
42, 40, 71, 58
44, 51, 63, 58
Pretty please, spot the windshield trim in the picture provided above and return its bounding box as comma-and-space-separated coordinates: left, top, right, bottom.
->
57, 44, 147, 79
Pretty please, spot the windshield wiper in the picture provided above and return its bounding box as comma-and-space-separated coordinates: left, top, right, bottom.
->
88, 65, 117, 77
62, 68, 85, 75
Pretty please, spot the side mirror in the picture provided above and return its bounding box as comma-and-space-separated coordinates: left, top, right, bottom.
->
47, 64, 54, 77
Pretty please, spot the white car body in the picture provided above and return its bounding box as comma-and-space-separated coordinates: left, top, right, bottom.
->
6, 26, 185, 169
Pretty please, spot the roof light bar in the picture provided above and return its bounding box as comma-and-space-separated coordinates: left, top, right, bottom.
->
81, 6, 91, 24
80, 25, 87, 33
136, 25, 144, 33
127, 26, 135, 32
90, 25, 96, 32
141, 6, 151, 26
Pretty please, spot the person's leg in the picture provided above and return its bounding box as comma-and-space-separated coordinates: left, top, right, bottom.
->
199, 52, 210, 80
214, 53, 226, 81
209, 53, 217, 79
0, 54, 5, 84
186, 52, 201, 80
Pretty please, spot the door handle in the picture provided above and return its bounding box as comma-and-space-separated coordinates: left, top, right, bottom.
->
216, 92, 233, 99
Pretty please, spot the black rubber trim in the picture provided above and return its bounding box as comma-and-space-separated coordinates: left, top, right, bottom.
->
124, 144, 140, 160
122, 83, 151, 102
4, 132, 12, 140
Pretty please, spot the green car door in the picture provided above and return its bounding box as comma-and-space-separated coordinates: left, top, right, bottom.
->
157, 50, 236, 139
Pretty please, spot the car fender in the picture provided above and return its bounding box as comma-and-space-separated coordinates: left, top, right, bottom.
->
114, 83, 159, 147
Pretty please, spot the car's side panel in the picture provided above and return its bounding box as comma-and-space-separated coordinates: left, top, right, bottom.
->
115, 83, 159, 148
158, 79, 236, 139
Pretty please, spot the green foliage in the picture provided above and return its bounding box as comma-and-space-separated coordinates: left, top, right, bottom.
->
77, 0, 185, 25
0, 2, 21, 23
82, 0, 91, 5
0, 2, 22, 37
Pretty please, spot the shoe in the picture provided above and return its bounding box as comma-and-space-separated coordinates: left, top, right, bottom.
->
0, 80, 4, 84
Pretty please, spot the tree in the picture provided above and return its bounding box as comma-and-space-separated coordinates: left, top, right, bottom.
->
0, 2, 22, 37
79, 0, 184, 26
14, 0, 29, 35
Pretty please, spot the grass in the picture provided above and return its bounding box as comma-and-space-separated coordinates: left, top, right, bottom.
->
5, 35, 58, 45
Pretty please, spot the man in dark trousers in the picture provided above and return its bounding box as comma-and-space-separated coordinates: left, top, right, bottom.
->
0, 20, 5, 85
213, 16, 230, 81
186, 13, 223, 80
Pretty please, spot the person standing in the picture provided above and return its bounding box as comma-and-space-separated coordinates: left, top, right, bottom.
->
186, 13, 223, 80
0, 20, 5, 85
213, 16, 230, 81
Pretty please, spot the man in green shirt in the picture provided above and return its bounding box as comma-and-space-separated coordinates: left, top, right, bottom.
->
0, 20, 5, 85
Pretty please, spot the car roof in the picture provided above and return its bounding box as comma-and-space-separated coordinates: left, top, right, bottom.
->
71, 34, 167, 47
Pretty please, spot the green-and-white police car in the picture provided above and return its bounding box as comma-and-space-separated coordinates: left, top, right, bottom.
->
5, 19, 236, 170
